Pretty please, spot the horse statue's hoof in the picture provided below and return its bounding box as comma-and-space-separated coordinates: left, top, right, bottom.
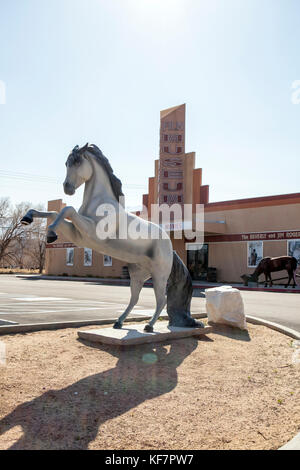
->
47, 231, 58, 244
144, 324, 153, 333
113, 321, 123, 329
195, 320, 205, 328
21, 215, 33, 226
240, 274, 249, 286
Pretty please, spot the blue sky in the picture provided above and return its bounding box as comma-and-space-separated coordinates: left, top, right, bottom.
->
0, 0, 300, 210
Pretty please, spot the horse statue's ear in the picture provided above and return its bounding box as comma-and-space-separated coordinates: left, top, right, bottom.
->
72, 145, 80, 153
81, 142, 89, 153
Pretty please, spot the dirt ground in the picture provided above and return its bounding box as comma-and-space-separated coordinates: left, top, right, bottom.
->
0, 322, 299, 450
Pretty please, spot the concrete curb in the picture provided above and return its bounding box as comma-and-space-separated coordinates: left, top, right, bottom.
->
279, 432, 300, 450
246, 315, 300, 340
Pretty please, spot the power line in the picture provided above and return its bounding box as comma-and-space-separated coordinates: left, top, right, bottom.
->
0, 170, 59, 184
0, 169, 147, 190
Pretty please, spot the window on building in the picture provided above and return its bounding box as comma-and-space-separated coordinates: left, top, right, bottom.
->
66, 248, 74, 266
178, 135, 182, 142
163, 146, 169, 153
163, 196, 168, 203
176, 121, 184, 130
288, 239, 300, 265
164, 171, 168, 177
163, 183, 168, 190
169, 170, 183, 178
103, 255, 112, 267
177, 182, 183, 190
84, 248, 92, 266
176, 147, 182, 153
178, 195, 182, 203
163, 134, 168, 142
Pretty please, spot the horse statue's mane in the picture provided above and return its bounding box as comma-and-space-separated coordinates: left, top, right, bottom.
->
87, 144, 124, 202
71, 143, 124, 203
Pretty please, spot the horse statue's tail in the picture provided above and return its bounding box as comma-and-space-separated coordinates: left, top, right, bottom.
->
166, 251, 204, 328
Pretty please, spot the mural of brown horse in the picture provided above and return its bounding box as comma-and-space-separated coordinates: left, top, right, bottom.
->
241, 256, 298, 288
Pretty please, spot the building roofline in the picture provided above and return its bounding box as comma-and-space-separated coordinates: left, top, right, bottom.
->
205, 192, 300, 212
160, 103, 185, 119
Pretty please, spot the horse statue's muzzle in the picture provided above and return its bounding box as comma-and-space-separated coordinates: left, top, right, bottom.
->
64, 182, 75, 195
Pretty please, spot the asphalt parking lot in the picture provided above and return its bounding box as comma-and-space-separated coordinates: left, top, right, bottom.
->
0, 275, 299, 332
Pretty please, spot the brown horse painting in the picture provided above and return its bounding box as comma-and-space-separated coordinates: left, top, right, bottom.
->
241, 256, 298, 288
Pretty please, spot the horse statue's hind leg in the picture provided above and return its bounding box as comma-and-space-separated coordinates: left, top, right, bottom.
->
286, 268, 296, 288
113, 265, 150, 329
113, 266, 170, 333
144, 273, 169, 333
268, 272, 273, 287
293, 269, 298, 288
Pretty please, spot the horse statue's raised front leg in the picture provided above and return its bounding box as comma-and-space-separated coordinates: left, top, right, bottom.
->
21, 208, 79, 245
21, 209, 58, 226
46, 206, 94, 245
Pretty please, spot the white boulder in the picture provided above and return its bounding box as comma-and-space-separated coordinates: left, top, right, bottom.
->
205, 285, 247, 330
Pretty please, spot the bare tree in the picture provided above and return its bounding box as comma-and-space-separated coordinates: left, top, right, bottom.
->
0, 199, 46, 272
0, 197, 10, 219
0, 199, 30, 267
25, 217, 47, 273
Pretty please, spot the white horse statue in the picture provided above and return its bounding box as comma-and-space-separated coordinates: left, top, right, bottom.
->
21, 144, 203, 332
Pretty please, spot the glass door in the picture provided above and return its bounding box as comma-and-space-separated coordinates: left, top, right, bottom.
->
187, 244, 209, 281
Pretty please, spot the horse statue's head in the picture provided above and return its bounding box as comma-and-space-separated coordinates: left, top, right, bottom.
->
64, 143, 91, 195
241, 273, 257, 285
64, 143, 124, 202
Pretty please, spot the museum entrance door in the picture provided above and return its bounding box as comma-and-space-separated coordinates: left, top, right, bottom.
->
187, 244, 209, 281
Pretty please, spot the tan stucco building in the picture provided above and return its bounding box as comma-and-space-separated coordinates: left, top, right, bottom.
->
45, 104, 300, 283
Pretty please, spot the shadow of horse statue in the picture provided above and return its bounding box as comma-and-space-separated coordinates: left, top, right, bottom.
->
0, 337, 200, 450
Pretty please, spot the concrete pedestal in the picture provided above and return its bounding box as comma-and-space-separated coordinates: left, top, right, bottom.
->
78, 321, 212, 346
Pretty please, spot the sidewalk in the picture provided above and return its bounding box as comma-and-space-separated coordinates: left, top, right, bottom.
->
17, 274, 300, 293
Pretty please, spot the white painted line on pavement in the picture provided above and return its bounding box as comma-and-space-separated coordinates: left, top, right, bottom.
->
0, 305, 127, 311
0, 306, 128, 315
13, 297, 70, 301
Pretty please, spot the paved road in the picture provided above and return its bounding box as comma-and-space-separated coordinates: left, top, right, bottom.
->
0, 275, 299, 332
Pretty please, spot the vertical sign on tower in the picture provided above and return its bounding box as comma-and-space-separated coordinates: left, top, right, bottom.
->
159, 104, 186, 206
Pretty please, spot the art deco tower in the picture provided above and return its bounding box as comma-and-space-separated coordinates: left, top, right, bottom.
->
142, 104, 209, 217
159, 104, 186, 205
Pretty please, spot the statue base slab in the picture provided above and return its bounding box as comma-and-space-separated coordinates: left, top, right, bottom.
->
78, 321, 212, 346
